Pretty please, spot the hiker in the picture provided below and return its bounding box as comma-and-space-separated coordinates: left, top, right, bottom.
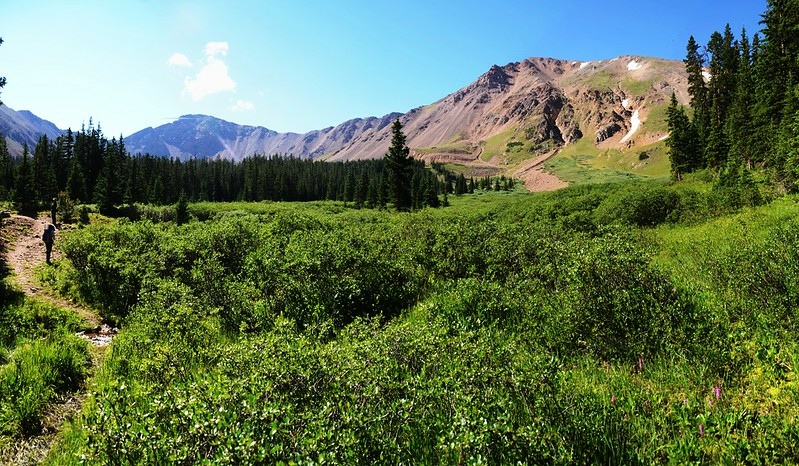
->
43, 224, 56, 264
51, 197, 57, 225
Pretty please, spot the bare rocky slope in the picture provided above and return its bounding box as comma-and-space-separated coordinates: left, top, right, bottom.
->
329, 56, 689, 161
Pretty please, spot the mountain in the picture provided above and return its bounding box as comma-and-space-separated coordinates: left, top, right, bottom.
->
124, 113, 401, 161
2, 54, 689, 190
327, 55, 689, 188
124, 55, 689, 189
0, 105, 64, 157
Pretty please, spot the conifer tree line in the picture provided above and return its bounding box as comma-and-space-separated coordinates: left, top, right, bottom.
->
0, 119, 510, 214
667, 0, 799, 196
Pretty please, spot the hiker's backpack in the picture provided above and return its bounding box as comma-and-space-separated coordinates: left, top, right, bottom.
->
42, 227, 53, 242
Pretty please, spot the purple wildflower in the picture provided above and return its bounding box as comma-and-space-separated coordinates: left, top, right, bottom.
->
712, 385, 722, 400
699, 424, 705, 438
611, 395, 617, 405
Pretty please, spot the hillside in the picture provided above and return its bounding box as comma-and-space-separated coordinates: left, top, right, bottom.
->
328, 55, 689, 189
0, 105, 63, 157
123, 55, 688, 190
2, 54, 689, 191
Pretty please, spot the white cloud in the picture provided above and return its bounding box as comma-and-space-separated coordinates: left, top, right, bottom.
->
204, 41, 229, 57
167, 53, 192, 67
232, 100, 254, 111
182, 41, 236, 101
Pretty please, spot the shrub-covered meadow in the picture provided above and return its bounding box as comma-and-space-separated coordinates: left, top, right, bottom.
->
30, 180, 799, 464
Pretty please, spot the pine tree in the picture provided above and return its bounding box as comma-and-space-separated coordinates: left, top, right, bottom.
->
384, 119, 413, 211
685, 35, 709, 139
704, 101, 730, 169
66, 154, 87, 202
33, 135, 58, 203
14, 145, 36, 215
424, 175, 440, 208
354, 170, 367, 209
776, 82, 799, 188
0, 136, 13, 200
666, 93, 699, 180
757, 0, 799, 123
727, 28, 757, 168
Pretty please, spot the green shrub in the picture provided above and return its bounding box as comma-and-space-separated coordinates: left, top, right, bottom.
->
594, 184, 681, 227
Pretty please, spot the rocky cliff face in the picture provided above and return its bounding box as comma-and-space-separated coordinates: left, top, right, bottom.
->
328, 56, 689, 162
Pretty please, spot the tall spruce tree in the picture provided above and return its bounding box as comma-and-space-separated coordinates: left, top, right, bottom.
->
0, 136, 13, 200
384, 119, 413, 212
685, 35, 709, 140
666, 93, 699, 180
14, 145, 36, 215
727, 29, 757, 168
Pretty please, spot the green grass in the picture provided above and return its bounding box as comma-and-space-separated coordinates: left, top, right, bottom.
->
34, 180, 799, 463
543, 134, 672, 184
621, 77, 659, 96
481, 128, 517, 162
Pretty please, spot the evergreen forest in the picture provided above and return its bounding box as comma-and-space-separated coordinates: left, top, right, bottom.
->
2, 1, 799, 464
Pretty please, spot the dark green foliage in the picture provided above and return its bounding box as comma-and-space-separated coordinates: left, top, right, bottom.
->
42, 179, 799, 463
175, 190, 189, 225
13, 145, 36, 215
666, 94, 700, 180
384, 119, 414, 211
593, 184, 681, 227
681, 2, 799, 194
0, 137, 13, 200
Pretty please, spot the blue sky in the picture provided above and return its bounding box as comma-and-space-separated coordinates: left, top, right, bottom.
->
1, 0, 766, 138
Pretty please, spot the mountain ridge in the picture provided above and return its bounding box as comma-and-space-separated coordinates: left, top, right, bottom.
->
1, 54, 690, 189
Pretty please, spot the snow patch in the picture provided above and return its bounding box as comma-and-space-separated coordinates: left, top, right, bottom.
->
621, 99, 630, 109
658, 134, 669, 141
627, 60, 641, 71
580, 61, 592, 69
620, 109, 641, 143
702, 70, 712, 82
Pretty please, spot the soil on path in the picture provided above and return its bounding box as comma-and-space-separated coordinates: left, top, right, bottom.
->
513, 150, 569, 192
4, 215, 103, 327
1, 215, 115, 465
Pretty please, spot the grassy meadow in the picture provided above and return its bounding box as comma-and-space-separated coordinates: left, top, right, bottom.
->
0, 177, 786, 464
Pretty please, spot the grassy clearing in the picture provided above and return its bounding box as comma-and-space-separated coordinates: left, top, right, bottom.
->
544, 135, 671, 184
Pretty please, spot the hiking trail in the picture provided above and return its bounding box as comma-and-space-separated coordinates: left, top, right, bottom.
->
1, 214, 116, 465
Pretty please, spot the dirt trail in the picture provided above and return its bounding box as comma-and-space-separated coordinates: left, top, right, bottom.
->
513, 150, 569, 192
1, 215, 116, 464
4, 215, 102, 328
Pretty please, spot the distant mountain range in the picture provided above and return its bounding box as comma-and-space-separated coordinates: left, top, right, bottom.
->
123, 113, 402, 161
0, 105, 63, 157
0, 55, 689, 188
